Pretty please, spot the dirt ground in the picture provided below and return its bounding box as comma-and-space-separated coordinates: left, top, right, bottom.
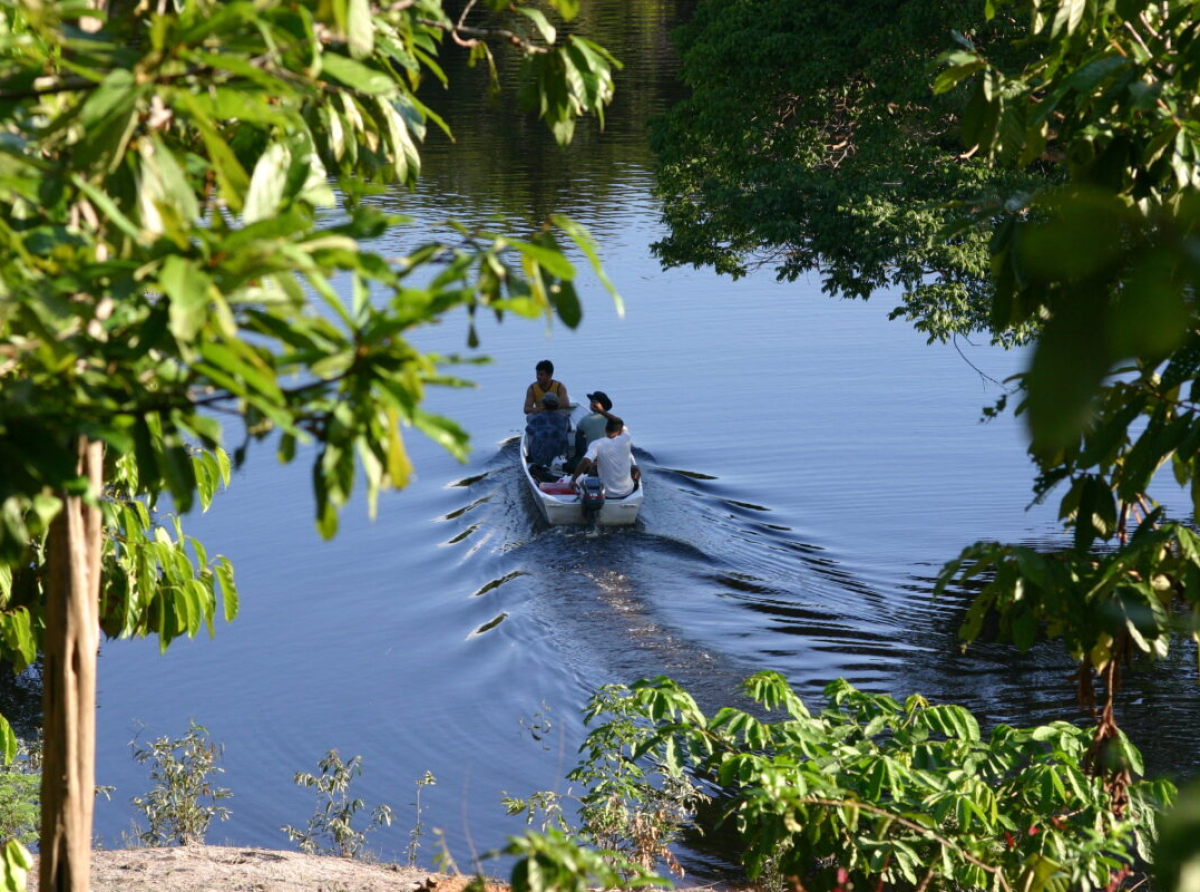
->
27, 845, 510, 892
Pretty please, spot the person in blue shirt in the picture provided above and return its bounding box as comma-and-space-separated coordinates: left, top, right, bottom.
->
525, 392, 570, 467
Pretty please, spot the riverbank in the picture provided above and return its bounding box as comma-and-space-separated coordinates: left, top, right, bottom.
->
28, 845, 508, 892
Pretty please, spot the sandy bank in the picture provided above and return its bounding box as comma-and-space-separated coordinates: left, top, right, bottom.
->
28, 845, 506, 892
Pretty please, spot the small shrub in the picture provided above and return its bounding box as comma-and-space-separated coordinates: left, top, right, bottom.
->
406, 770, 437, 867
507, 684, 710, 879
282, 749, 393, 858
129, 720, 232, 846
504, 829, 665, 892
0, 736, 39, 847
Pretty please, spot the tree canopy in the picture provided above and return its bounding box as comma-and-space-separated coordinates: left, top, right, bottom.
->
0, 1, 619, 889
650, 0, 1041, 345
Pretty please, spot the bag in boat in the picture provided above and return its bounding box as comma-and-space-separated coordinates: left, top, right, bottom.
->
539, 479, 575, 495
529, 463, 559, 483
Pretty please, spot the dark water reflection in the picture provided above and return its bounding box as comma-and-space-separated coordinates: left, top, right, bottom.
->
86, 0, 1199, 874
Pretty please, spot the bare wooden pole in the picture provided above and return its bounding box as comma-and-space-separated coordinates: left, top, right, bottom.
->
39, 439, 103, 892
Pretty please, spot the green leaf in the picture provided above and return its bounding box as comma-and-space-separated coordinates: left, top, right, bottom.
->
510, 239, 575, 280
174, 92, 250, 211
321, 54, 397, 96
1155, 781, 1200, 892
934, 60, 985, 96
552, 214, 622, 313
245, 141, 292, 224
197, 341, 284, 403
71, 175, 141, 242
160, 256, 212, 344
216, 556, 238, 622
138, 136, 200, 237
0, 841, 31, 892
379, 97, 421, 185
516, 7, 556, 44
74, 68, 140, 173
385, 409, 413, 487
346, 0, 375, 58
1064, 56, 1128, 93
0, 714, 15, 765
547, 0, 580, 20
551, 280, 582, 328
162, 445, 197, 513
1026, 291, 1111, 454
1019, 853, 1066, 892
1050, 0, 1086, 37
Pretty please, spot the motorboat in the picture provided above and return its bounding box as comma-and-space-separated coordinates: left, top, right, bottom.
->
520, 408, 643, 526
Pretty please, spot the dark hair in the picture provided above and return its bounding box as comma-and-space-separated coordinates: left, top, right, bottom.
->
605, 416, 624, 434
536, 359, 554, 375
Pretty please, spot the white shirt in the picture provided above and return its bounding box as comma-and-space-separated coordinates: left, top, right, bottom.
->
584, 429, 635, 497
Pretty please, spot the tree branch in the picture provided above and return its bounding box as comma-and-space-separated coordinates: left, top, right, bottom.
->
417, 16, 552, 54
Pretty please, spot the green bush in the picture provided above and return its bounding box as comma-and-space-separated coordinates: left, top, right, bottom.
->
282, 749, 393, 859
507, 685, 708, 879
0, 737, 38, 847
512, 673, 1175, 892
130, 721, 232, 846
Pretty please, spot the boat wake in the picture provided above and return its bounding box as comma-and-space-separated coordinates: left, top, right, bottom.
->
434, 439, 922, 708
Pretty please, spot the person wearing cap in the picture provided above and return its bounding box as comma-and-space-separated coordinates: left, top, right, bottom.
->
565, 390, 614, 472
572, 415, 640, 498
524, 359, 570, 415
524, 391, 571, 467
577, 391, 614, 449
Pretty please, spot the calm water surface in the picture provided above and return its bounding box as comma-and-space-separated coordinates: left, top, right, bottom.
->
91, 2, 1198, 872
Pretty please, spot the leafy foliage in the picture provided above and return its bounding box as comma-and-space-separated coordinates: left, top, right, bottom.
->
935, 0, 1200, 450
0, 0, 618, 880
1155, 779, 1200, 892
0, 448, 240, 670
129, 720, 232, 847
282, 749, 393, 859
924, 0, 1200, 821
938, 519, 1200, 692
502, 828, 667, 892
506, 684, 709, 878
650, 0, 1041, 345
528, 672, 1174, 892
0, 840, 30, 892
656, 0, 1200, 857
0, 737, 38, 848
654, 0, 1200, 886
0, 0, 620, 550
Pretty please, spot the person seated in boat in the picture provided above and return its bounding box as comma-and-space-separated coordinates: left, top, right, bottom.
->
524, 359, 570, 414
577, 391, 613, 447
525, 392, 571, 467
571, 416, 640, 498
566, 390, 614, 472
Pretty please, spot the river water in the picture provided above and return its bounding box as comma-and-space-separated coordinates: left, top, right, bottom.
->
90, 1, 1198, 873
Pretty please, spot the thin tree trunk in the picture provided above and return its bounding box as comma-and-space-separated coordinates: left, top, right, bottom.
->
39, 439, 103, 892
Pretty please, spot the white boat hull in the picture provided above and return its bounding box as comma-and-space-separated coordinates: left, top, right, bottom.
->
520, 432, 643, 526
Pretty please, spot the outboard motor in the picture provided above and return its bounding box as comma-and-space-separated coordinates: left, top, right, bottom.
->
577, 475, 606, 522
